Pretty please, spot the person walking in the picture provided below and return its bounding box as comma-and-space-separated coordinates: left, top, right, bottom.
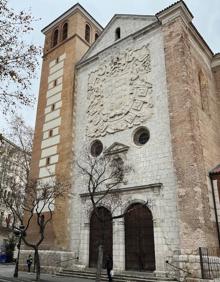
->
26, 254, 33, 272
106, 255, 113, 282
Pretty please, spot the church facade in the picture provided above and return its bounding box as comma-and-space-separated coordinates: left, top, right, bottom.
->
28, 0, 220, 278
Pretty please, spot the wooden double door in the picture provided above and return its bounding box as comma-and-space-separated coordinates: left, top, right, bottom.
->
89, 203, 155, 271
89, 207, 112, 268
125, 203, 155, 271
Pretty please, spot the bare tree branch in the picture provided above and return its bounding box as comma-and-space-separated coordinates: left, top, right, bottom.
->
0, 115, 69, 281
0, 0, 41, 114
77, 147, 133, 222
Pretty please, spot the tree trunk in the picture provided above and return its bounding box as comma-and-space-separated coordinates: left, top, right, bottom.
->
34, 251, 36, 273
96, 245, 103, 282
34, 249, 41, 281
13, 235, 22, 277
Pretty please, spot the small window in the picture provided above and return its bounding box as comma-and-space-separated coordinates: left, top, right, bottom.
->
56, 57, 59, 64
133, 127, 150, 146
85, 24, 91, 43
115, 27, 121, 40
62, 22, 68, 41
90, 140, 103, 157
51, 104, 55, 111
52, 29, 59, 47
49, 129, 53, 137
54, 79, 58, 87
95, 33, 99, 41
46, 157, 50, 166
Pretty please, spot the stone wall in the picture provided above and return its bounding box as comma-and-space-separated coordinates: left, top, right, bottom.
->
72, 20, 179, 273
20, 250, 75, 274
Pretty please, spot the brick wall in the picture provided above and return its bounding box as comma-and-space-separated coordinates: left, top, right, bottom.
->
162, 16, 220, 252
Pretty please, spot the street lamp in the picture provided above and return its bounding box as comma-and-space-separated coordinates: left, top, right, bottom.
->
13, 224, 26, 278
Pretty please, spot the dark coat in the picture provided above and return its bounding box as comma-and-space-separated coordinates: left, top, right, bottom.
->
27, 256, 33, 265
106, 256, 113, 270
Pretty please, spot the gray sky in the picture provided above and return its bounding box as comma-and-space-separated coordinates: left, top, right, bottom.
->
1, 0, 220, 132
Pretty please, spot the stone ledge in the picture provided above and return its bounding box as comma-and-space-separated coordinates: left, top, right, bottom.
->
80, 183, 162, 197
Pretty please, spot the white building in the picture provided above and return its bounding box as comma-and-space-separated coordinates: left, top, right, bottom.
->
0, 135, 30, 245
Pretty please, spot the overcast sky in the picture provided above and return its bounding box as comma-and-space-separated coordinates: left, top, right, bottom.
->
1, 0, 220, 133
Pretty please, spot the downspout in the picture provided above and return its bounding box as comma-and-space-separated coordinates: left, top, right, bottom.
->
209, 173, 220, 248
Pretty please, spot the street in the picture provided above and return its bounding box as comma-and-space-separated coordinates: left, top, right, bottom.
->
0, 264, 94, 282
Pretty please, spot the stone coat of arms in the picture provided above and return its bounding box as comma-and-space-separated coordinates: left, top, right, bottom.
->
87, 44, 153, 137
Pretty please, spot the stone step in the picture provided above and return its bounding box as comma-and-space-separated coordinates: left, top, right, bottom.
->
62, 268, 156, 275
61, 269, 155, 278
58, 273, 173, 282
57, 269, 177, 282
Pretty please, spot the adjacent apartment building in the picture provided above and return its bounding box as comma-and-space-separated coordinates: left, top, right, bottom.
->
0, 135, 30, 246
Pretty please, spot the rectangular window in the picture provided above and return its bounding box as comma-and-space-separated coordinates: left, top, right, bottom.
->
49, 129, 53, 137
51, 104, 55, 111
54, 79, 58, 87
46, 157, 50, 166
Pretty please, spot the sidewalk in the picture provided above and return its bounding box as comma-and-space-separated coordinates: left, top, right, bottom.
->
0, 264, 94, 282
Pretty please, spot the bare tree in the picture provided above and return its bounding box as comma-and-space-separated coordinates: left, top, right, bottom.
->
77, 148, 136, 281
77, 151, 128, 216
0, 115, 32, 225
0, 115, 69, 280
77, 147, 138, 220
0, 0, 41, 114
1, 177, 68, 281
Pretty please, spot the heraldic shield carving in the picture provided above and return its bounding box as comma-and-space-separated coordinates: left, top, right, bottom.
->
87, 44, 154, 137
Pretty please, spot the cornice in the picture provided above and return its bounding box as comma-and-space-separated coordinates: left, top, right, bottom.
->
80, 14, 157, 63
188, 22, 213, 60
76, 20, 160, 69
157, 0, 214, 61
42, 33, 90, 58
80, 183, 162, 197
156, 0, 193, 26
41, 3, 103, 34
212, 53, 220, 69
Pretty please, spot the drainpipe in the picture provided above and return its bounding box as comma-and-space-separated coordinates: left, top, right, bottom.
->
209, 173, 220, 248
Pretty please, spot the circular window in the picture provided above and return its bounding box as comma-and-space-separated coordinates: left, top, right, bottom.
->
133, 127, 150, 146
90, 140, 103, 157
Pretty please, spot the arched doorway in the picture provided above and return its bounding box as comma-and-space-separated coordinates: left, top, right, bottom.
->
89, 207, 112, 268
125, 203, 155, 271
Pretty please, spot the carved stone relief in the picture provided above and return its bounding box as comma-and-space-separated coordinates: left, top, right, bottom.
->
82, 195, 122, 223
87, 44, 153, 137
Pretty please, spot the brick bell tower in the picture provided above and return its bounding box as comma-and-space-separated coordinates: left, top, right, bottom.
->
29, 4, 102, 254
